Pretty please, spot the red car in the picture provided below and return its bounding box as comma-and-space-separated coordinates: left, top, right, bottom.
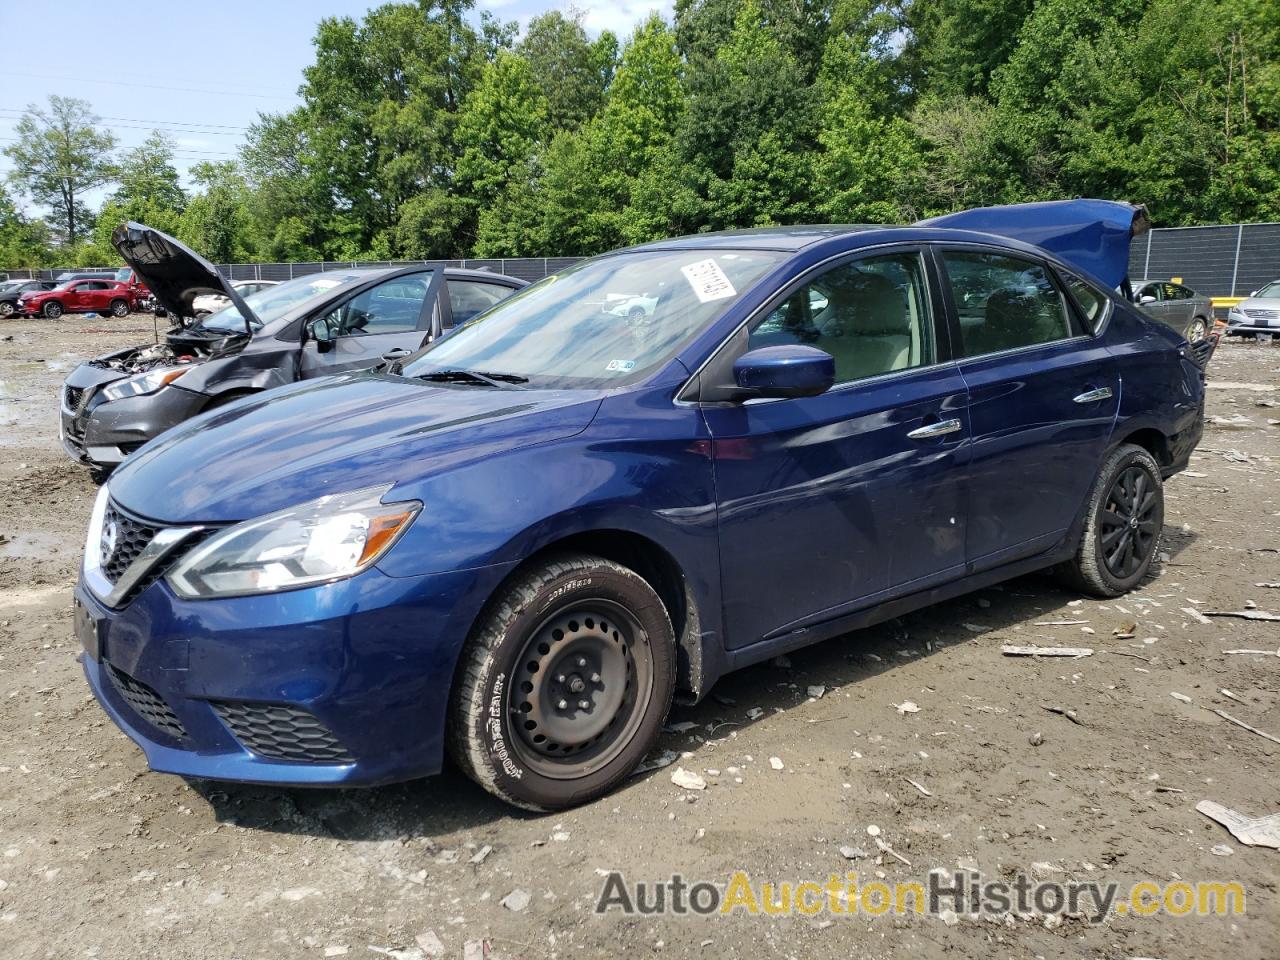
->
17, 279, 138, 319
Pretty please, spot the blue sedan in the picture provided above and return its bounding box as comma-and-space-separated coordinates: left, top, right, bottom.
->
75, 200, 1209, 810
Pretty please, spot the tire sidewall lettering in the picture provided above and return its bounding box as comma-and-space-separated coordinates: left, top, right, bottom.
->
484, 669, 524, 781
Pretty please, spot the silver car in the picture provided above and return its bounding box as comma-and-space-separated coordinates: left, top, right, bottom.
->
1131, 279, 1214, 342
1225, 280, 1280, 340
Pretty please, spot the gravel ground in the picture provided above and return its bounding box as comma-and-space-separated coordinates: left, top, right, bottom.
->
1, 316, 1278, 959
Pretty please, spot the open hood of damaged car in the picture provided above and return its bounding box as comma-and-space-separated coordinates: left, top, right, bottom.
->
111, 222, 260, 329
918, 199, 1151, 290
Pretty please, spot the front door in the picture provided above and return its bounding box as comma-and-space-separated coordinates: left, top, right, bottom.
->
935, 246, 1119, 570
299, 271, 438, 377
704, 248, 971, 648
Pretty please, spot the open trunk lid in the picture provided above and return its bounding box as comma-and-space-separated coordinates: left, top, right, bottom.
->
918, 199, 1151, 290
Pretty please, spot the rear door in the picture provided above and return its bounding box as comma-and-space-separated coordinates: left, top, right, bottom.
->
299, 271, 440, 377
705, 247, 971, 647
935, 245, 1119, 570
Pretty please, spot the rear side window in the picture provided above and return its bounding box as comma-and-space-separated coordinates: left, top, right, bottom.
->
1061, 273, 1109, 333
940, 250, 1073, 357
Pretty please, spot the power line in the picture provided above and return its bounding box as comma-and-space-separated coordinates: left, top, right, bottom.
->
0, 113, 247, 138
1, 71, 296, 101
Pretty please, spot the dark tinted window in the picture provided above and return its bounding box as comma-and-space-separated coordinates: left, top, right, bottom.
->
749, 252, 934, 384
1062, 273, 1109, 333
940, 251, 1073, 357
447, 279, 513, 326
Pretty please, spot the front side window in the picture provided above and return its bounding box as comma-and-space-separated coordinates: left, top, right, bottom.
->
402, 250, 783, 389
749, 252, 934, 384
940, 250, 1074, 357
316, 275, 432, 338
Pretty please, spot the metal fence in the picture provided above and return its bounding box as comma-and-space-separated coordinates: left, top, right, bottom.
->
0, 257, 583, 284
6, 223, 1279, 297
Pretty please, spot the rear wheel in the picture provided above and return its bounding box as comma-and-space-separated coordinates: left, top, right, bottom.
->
109, 299, 129, 318
448, 553, 675, 811
0, 301, 13, 317
1186, 317, 1208, 342
1058, 444, 1164, 597
43, 301, 63, 319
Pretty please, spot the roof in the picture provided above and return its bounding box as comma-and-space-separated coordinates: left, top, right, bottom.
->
624, 225, 880, 253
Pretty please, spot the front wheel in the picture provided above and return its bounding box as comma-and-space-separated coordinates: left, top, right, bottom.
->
448, 553, 675, 811
43, 301, 63, 319
1186, 317, 1207, 342
1057, 444, 1164, 597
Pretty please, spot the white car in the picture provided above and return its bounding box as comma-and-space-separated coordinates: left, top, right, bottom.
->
603, 294, 658, 319
191, 280, 280, 316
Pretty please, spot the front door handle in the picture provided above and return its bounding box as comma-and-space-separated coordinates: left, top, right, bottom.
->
907, 418, 962, 440
1073, 387, 1113, 404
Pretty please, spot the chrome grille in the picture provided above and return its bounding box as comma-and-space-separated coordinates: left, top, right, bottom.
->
101, 502, 158, 583
1242, 308, 1277, 320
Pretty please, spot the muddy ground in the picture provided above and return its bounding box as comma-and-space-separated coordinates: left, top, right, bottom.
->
0, 315, 1277, 960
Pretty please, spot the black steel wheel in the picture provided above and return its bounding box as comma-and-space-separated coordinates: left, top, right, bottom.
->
508, 600, 654, 779
43, 300, 63, 319
1057, 444, 1164, 597
448, 553, 675, 811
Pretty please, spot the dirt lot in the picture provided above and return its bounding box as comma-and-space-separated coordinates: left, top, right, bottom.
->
0, 315, 1277, 960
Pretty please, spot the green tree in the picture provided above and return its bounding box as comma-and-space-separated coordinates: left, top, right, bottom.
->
517, 11, 615, 131
177, 162, 255, 263
0, 185, 53, 268
3, 95, 116, 246
903, 0, 1034, 98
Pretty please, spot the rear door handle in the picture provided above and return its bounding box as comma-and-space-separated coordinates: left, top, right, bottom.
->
907, 418, 962, 440
1073, 387, 1113, 403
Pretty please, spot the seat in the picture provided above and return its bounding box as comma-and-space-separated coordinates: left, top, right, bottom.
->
974, 288, 1067, 355
818, 274, 913, 382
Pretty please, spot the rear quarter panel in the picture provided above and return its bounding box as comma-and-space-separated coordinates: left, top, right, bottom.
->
1102, 303, 1204, 472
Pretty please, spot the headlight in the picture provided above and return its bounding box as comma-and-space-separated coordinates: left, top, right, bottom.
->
100, 367, 188, 403
1227, 308, 1244, 324
165, 485, 420, 599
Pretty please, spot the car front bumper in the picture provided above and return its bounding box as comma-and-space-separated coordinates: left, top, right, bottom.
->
76, 556, 516, 787
61, 384, 208, 467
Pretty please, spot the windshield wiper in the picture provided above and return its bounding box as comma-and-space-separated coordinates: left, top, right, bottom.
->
413, 369, 529, 388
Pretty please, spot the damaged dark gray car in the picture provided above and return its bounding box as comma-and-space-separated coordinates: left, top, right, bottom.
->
60, 223, 525, 474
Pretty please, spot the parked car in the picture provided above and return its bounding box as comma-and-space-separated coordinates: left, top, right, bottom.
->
18, 278, 138, 319
1225, 280, 1280, 340
60, 223, 526, 473
1131, 279, 1213, 342
0, 278, 57, 317
74, 200, 1211, 811
113, 267, 152, 305
191, 279, 279, 316
55, 271, 119, 283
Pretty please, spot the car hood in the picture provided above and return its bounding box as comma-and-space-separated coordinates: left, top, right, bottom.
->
108, 373, 604, 523
1234, 297, 1280, 311
918, 199, 1150, 289
111, 222, 259, 327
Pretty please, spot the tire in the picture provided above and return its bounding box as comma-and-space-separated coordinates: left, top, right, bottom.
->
447, 553, 675, 811
0, 301, 13, 317
43, 301, 63, 319
109, 299, 129, 318
1185, 317, 1208, 342
1057, 444, 1164, 597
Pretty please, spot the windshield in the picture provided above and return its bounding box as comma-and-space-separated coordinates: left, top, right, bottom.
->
1255, 281, 1280, 299
199, 273, 362, 333
400, 249, 783, 388
114, 268, 131, 282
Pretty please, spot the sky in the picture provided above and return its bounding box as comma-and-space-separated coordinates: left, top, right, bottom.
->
0, 0, 672, 215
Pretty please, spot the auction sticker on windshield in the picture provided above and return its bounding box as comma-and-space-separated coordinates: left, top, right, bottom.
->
681, 258, 737, 303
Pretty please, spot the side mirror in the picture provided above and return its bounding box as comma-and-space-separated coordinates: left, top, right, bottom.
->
733, 345, 834, 400
1139, 295, 1157, 305
308, 317, 336, 353
1250, 290, 1258, 297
